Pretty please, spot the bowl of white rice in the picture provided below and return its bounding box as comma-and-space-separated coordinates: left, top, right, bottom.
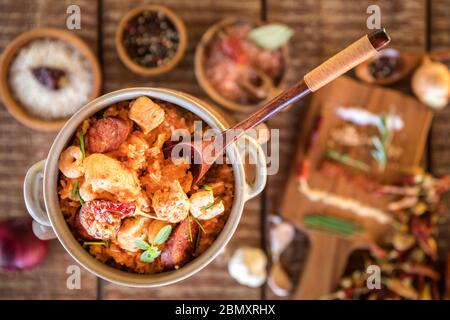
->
0, 28, 101, 131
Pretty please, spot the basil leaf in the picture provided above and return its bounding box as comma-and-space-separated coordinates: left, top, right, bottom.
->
140, 246, 161, 263
248, 23, 294, 50
153, 225, 172, 245
134, 239, 150, 250
202, 184, 213, 191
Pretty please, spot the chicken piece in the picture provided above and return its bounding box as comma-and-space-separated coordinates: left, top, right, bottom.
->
152, 180, 189, 223
83, 154, 141, 202
118, 133, 149, 171
189, 190, 225, 220
117, 217, 150, 252
129, 96, 165, 134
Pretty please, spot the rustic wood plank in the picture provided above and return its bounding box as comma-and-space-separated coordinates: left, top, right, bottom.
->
264, 0, 426, 299
0, 0, 99, 299
429, 0, 450, 258
100, 0, 263, 299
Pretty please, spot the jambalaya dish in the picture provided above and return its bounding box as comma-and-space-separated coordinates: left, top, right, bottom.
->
58, 96, 234, 274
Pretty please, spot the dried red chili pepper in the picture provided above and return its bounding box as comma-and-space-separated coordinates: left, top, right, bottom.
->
411, 216, 437, 260
78, 200, 137, 241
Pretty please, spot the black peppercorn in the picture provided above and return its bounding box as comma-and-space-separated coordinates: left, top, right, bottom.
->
123, 11, 180, 68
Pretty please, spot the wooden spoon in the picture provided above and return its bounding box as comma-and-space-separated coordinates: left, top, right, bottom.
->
168, 29, 391, 184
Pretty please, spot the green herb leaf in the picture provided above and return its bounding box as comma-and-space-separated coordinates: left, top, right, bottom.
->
248, 23, 294, 50
134, 239, 150, 250
188, 216, 193, 243
77, 191, 85, 204
153, 225, 173, 245
83, 241, 108, 247
71, 180, 79, 200
191, 215, 206, 234
140, 246, 161, 263
326, 150, 370, 172
79, 130, 85, 160
202, 184, 213, 191
201, 201, 217, 212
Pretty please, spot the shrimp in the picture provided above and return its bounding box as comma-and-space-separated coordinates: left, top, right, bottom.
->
59, 146, 84, 179
152, 180, 189, 223
189, 190, 225, 220
129, 96, 165, 134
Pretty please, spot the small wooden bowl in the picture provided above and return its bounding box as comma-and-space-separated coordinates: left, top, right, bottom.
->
115, 4, 187, 76
355, 48, 421, 86
0, 28, 101, 132
195, 18, 290, 113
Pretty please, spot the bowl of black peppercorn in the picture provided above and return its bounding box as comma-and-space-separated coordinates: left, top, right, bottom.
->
116, 4, 187, 76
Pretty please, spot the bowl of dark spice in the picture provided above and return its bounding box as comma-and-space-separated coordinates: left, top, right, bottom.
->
355, 48, 421, 86
116, 4, 187, 76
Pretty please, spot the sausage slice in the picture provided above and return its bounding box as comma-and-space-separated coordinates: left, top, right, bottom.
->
87, 117, 130, 154
161, 219, 199, 269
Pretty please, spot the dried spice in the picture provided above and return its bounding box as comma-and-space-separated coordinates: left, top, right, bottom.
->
369, 56, 400, 79
329, 172, 450, 300
123, 11, 179, 68
31, 66, 66, 90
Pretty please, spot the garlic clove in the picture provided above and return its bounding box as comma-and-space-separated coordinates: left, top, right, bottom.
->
412, 56, 450, 110
270, 220, 295, 258
228, 247, 267, 287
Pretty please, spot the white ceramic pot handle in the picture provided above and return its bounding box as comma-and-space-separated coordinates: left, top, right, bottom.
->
240, 135, 267, 202
23, 160, 56, 240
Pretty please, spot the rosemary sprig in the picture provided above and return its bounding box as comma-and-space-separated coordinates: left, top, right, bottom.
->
326, 150, 370, 172
303, 214, 364, 236
71, 180, 85, 204
191, 214, 206, 234
79, 130, 85, 160
371, 113, 393, 171
187, 216, 193, 242
71, 180, 79, 200
202, 184, 213, 191
83, 241, 109, 247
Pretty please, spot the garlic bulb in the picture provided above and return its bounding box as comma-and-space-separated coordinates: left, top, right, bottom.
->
228, 247, 267, 287
412, 56, 450, 109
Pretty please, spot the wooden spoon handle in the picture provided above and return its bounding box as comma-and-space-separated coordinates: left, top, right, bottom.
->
304, 29, 391, 91
227, 29, 390, 139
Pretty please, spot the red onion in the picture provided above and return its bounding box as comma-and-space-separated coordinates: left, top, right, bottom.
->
0, 217, 48, 271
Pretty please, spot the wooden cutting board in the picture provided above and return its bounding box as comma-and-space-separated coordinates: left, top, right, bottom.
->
280, 76, 433, 299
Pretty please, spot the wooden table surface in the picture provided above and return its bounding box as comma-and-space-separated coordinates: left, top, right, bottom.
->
0, 0, 449, 300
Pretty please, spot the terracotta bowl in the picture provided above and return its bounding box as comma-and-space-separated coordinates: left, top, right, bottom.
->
115, 4, 187, 76
195, 18, 290, 113
0, 28, 101, 132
